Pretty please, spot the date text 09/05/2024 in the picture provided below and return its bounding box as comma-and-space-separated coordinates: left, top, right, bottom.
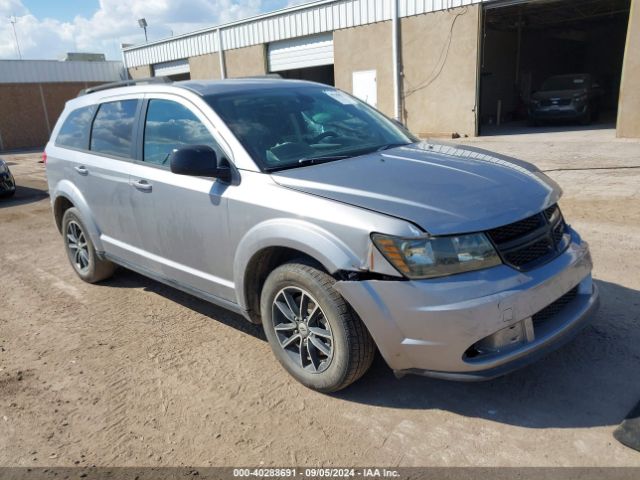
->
232, 468, 401, 477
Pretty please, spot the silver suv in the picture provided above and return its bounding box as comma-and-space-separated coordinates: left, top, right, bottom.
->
45, 78, 599, 392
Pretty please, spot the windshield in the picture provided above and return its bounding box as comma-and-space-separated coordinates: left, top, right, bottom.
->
540, 75, 589, 91
206, 86, 417, 171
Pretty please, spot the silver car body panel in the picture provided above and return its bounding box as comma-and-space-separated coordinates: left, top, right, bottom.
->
45, 79, 598, 379
335, 227, 598, 377
272, 142, 562, 235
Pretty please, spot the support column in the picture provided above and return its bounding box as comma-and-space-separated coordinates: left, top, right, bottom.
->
617, 0, 640, 138
217, 29, 227, 79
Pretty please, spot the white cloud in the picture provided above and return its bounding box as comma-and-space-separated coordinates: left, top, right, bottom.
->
0, 0, 267, 61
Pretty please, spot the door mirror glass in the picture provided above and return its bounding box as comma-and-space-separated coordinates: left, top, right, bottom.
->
169, 145, 231, 181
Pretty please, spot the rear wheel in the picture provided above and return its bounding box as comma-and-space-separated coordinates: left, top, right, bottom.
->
62, 208, 115, 283
261, 261, 375, 392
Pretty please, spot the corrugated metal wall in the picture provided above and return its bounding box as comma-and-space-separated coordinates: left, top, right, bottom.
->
0, 60, 125, 84
124, 0, 487, 67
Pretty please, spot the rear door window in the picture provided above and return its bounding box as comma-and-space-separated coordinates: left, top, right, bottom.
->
143, 99, 222, 166
55, 106, 95, 150
90, 100, 138, 158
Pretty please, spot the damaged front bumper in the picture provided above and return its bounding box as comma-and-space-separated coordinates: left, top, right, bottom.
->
334, 228, 599, 381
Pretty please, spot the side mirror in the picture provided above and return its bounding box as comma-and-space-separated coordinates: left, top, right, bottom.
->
169, 145, 231, 182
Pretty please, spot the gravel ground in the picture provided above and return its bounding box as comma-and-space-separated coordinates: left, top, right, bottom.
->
1, 126, 639, 467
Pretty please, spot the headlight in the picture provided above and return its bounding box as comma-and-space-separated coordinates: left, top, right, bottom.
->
372, 232, 501, 279
0, 162, 8, 174
574, 94, 588, 103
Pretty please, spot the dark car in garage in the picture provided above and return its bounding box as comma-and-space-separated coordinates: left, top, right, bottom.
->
528, 74, 603, 125
0, 159, 16, 198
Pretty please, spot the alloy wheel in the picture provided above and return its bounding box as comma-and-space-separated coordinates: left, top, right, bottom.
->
272, 286, 334, 373
66, 220, 90, 274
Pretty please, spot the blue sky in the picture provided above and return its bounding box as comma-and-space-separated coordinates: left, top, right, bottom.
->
24, 0, 100, 23
1, 0, 304, 61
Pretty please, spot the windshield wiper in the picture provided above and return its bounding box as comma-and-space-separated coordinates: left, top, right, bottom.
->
264, 155, 349, 173
375, 142, 412, 152
297, 155, 351, 165
264, 143, 413, 173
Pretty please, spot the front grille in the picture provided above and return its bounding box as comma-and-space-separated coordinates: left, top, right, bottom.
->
487, 214, 544, 244
486, 204, 568, 270
532, 286, 579, 325
544, 204, 558, 220
503, 238, 553, 266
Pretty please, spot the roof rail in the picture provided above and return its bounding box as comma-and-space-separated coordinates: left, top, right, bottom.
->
239, 73, 282, 79
78, 76, 172, 96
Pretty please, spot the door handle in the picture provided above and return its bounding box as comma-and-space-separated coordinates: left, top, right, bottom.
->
74, 165, 88, 175
132, 179, 152, 192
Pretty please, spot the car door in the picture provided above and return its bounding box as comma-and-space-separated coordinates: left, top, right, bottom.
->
75, 97, 143, 261
125, 94, 236, 302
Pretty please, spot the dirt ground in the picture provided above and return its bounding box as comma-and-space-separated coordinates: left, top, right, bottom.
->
1, 126, 639, 467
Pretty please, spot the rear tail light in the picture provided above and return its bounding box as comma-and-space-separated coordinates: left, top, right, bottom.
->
41, 152, 47, 164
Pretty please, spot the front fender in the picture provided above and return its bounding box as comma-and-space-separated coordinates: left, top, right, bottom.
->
51, 180, 103, 252
233, 218, 363, 310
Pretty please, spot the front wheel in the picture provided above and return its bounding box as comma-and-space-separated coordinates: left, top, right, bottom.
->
261, 261, 375, 392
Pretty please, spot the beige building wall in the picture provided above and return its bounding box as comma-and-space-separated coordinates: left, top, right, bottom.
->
189, 53, 221, 79
617, 0, 640, 138
225, 45, 267, 78
400, 6, 480, 137
0, 82, 99, 151
333, 6, 480, 137
334, 21, 395, 118
128, 65, 152, 79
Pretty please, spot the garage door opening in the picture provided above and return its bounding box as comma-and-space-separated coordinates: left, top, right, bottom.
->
479, 0, 630, 135
152, 59, 191, 81
277, 64, 335, 85
268, 34, 335, 86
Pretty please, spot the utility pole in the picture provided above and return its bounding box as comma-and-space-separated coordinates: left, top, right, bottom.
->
9, 16, 22, 59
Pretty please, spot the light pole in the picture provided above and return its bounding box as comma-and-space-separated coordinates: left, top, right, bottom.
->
138, 18, 148, 42
9, 16, 22, 59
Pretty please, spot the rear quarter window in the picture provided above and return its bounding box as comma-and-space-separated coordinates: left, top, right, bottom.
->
55, 105, 95, 150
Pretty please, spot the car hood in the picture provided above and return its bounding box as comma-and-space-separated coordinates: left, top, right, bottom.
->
533, 89, 586, 100
270, 142, 562, 235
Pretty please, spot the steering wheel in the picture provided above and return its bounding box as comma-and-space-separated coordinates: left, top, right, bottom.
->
310, 131, 339, 143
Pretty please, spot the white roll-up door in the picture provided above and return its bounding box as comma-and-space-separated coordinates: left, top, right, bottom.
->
268, 33, 334, 72
153, 59, 190, 77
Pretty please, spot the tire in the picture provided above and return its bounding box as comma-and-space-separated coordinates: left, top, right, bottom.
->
0, 189, 15, 198
261, 261, 375, 392
62, 207, 115, 283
